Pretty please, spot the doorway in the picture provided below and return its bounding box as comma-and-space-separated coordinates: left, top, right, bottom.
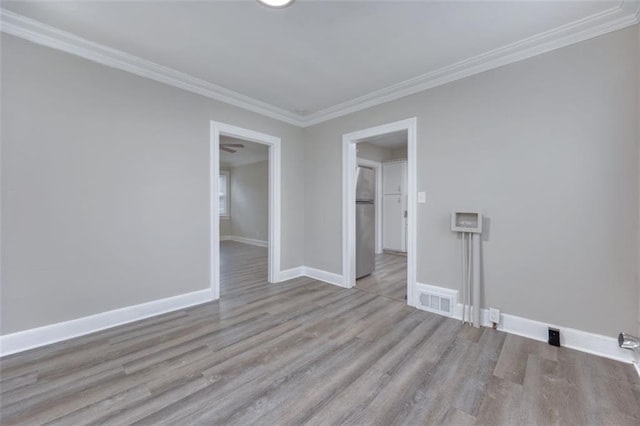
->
342, 118, 417, 307
210, 121, 282, 300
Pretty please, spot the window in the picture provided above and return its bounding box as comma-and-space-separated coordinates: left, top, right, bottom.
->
219, 171, 229, 217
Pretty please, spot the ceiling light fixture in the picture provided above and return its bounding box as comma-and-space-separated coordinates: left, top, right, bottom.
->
257, 0, 295, 8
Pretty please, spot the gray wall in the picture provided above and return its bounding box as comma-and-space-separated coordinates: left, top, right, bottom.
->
230, 161, 269, 241
637, 24, 640, 340
0, 34, 305, 334
2, 26, 639, 340
220, 218, 232, 236
304, 27, 639, 337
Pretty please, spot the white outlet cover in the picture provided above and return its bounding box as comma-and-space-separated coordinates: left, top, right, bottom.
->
418, 192, 426, 203
489, 308, 500, 323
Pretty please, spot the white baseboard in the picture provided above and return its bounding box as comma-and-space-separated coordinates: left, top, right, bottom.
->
475, 308, 635, 364
302, 266, 347, 288
278, 266, 304, 282
277, 265, 346, 288
221, 235, 268, 248
0, 264, 343, 356
0, 288, 215, 357
5, 275, 632, 367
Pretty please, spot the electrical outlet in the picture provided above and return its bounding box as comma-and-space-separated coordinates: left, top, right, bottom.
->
548, 327, 560, 347
489, 308, 500, 323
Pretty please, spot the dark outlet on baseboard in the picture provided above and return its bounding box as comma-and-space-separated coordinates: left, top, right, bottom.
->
548, 327, 560, 347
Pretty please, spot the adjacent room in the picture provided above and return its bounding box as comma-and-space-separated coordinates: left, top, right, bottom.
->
355, 131, 409, 302
1, 1, 639, 424
219, 137, 271, 297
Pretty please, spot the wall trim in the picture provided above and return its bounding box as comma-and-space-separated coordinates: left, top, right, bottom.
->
298, 0, 640, 126
0, 288, 215, 357
302, 267, 347, 288
415, 282, 636, 365
2, 3, 639, 128
276, 264, 348, 287
343, 118, 417, 308
0, 8, 301, 126
222, 235, 268, 248
278, 266, 305, 282
476, 308, 635, 364
4, 276, 635, 368
211, 121, 282, 299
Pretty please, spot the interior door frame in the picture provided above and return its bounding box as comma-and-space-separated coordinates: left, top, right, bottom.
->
210, 121, 282, 299
342, 118, 417, 307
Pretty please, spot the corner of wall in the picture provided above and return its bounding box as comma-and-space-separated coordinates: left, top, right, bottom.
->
637, 22, 640, 339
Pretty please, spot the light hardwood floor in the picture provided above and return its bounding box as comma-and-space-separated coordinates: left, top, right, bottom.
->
1, 240, 639, 425
355, 252, 407, 301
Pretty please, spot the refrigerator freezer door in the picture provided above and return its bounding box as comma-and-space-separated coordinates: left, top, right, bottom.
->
356, 202, 376, 278
355, 166, 375, 201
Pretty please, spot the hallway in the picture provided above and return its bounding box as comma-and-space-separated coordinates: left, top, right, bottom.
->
355, 252, 407, 301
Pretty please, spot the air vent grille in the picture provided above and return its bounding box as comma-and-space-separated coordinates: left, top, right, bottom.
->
418, 291, 454, 316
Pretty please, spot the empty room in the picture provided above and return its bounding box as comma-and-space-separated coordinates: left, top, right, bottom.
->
1, 1, 639, 425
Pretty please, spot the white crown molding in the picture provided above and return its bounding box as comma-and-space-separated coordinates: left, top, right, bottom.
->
0, 8, 302, 126
298, 0, 640, 126
1, 2, 639, 128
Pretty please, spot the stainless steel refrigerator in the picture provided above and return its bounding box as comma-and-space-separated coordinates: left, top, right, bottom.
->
356, 166, 376, 279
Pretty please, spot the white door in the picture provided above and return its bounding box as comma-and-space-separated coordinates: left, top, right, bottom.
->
383, 162, 404, 195
383, 194, 404, 251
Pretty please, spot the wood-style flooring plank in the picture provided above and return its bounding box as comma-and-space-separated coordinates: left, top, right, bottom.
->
355, 252, 407, 301
1, 241, 638, 425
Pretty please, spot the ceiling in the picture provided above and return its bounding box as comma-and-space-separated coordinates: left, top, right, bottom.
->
220, 136, 269, 168
2, 1, 639, 126
359, 130, 407, 149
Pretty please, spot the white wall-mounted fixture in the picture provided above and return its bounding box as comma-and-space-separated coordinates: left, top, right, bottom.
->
489, 307, 501, 327
452, 209, 483, 327
257, 0, 295, 8
451, 210, 482, 233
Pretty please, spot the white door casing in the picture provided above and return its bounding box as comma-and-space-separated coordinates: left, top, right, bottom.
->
210, 121, 282, 300
342, 118, 417, 307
